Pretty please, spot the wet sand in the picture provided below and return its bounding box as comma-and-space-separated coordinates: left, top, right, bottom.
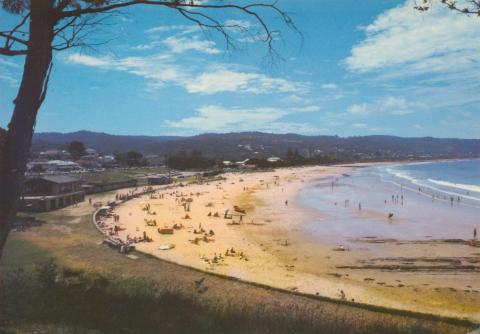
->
101, 165, 480, 321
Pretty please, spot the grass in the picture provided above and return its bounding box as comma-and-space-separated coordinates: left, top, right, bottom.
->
71, 167, 169, 184
0, 238, 51, 272
1, 260, 467, 334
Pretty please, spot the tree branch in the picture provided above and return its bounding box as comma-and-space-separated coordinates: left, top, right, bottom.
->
59, 0, 298, 56
1, 1, 297, 59
0, 32, 28, 47
415, 0, 480, 15
1, 12, 29, 50
0, 47, 27, 56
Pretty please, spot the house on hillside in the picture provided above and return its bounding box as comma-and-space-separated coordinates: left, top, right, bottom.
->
84, 148, 98, 158
20, 175, 85, 212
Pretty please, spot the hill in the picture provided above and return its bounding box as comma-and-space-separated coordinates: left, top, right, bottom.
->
32, 131, 480, 161
152, 133, 480, 160
32, 131, 182, 154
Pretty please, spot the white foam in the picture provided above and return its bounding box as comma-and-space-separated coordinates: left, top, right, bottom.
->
385, 168, 419, 185
428, 179, 480, 194
383, 166, 480, 203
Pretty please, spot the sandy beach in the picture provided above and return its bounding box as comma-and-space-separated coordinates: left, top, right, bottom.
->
99, 164, 480, 321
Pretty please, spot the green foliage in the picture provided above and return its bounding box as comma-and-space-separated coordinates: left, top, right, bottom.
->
114, 150, 147, 167
166, 149, 215, 170
67, 140, 86, 160
2, 0, 28, 14
34, 258, 57, 290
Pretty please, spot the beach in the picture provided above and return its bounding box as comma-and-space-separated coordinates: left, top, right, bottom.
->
99, 163, 480, 321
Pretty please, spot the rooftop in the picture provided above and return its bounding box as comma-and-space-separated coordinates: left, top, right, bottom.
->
28, 175, 81, 184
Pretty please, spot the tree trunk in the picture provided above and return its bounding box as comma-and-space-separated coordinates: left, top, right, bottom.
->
0, 1, 55, 259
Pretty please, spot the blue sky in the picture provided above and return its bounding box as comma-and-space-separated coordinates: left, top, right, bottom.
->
1, 0, 479, 138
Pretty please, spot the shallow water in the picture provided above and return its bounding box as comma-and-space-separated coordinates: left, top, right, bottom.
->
298, 160, 480, 247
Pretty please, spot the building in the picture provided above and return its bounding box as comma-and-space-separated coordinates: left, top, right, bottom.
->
47, 160, 83, 172
84, 148, 98, 157
82, 179, 138, 194
267, 156, 282, 163
26, 160, 82, 173
147, 175, 172, 185
39, 149, 70, 160
20, 175, 85, 212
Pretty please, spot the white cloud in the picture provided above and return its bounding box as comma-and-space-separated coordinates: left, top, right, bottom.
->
164, 104, 321, 133
348, 103, 368, 115
145, 25, 199, 35
321, 83, 338, 89
347, 96, 425, 116
224, 19, 252, 29
346, 0, 480, 77
345, 1, 480, 124
134, 33, 219, 53
379, 96, 424, 115
133, 41, 162, 50
67, 53, 112, 67
185, 69, 308, 95
352, 123, 367, 129
293, 105, 321, 113
65, 53, 308, 95
65, 53, 187, 91
163, 36, 221, 54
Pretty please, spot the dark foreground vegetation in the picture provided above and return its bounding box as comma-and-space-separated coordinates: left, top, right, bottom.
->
0, 260, 472, 334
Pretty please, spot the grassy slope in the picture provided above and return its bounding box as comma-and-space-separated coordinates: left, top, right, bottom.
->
72, 167, 169, 184
0, 188, 476, 334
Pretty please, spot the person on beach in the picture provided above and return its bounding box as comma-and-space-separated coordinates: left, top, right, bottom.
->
358, 203, 362, 211
474, 228, 477, 240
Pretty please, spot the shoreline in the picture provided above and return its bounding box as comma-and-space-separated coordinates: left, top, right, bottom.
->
95, 162, 480, 322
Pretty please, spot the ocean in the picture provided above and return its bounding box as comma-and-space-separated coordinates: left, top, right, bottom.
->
384, 159, 480, 203
298, 159, 480, 247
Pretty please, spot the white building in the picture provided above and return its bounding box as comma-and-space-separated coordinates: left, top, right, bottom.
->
267, 157, 281, 163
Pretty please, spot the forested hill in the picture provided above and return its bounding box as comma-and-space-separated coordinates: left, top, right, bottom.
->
32, 131, 480, 160
32, 131, 182, 154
